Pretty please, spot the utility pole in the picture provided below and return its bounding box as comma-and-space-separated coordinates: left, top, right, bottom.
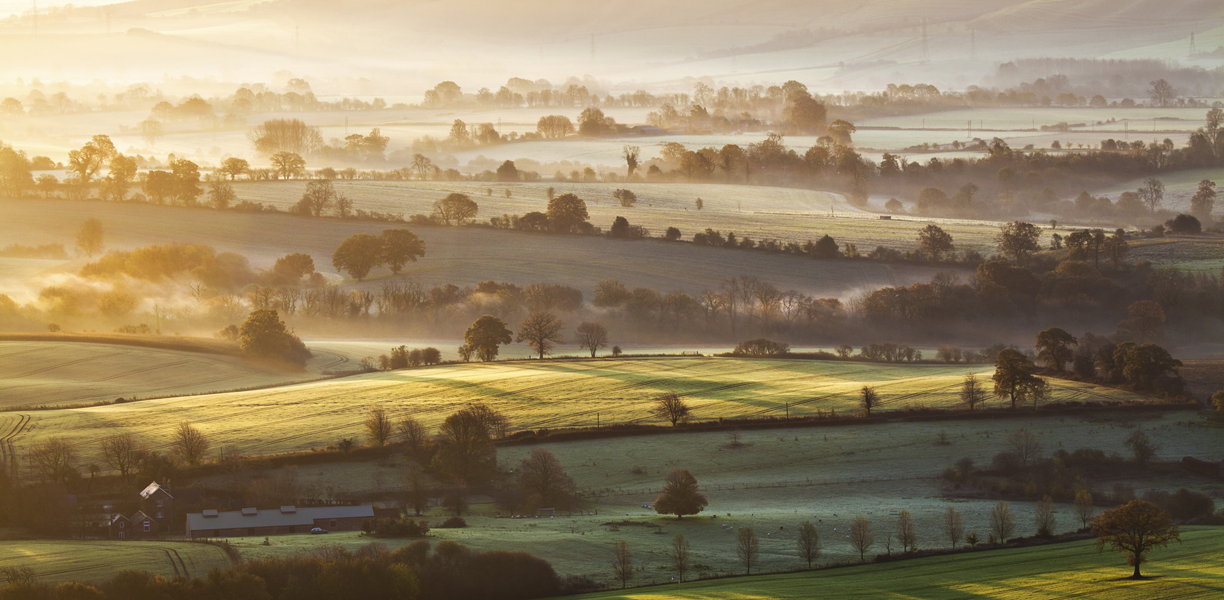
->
1189, 31, 1197, 56
968, 119, 972, 139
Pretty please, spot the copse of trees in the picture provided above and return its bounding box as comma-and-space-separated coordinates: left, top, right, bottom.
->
332, 229, 426, 281
238, 308, 311, 365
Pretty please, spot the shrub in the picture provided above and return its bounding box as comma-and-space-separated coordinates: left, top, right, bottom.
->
438, 516, 467, 528
732, 338, 790, 356
367, 517, 431, 538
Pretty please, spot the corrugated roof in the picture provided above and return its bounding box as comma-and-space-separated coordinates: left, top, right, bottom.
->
187, 505, 374, 532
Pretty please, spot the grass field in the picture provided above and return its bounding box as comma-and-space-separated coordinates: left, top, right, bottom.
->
210, 413, 1221, 587
0, 540, 233, 584
225, 179, 1034, 254
6, 356, 1155, 465
1128, 237, 1224, 274
573, 527, 1224, 599
0, 198, 962, 300
0, 341, 321, 409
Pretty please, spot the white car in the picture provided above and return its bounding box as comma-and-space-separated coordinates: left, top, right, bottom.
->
310, 527, 328, 534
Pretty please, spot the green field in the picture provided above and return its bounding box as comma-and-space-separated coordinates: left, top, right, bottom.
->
0, 198, 961, 301
6, 356, 1152, 468
574, 527, 1224, 600
0, 540, 233, 584
206, 413, 1220, 587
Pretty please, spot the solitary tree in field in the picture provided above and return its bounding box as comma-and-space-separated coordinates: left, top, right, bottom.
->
172, 422, 210, 466
1092, 500, 1180, 579
1036, 327, 1077, 372
218, 157, 250, 180
75, 218, 104, 258
612, 541, 633, 589
1036, 495, 1057, 537
516, 311, 565, 359
944, 506, 964, 548
622, 145, 640, 178
379, 229, 426, 274
797, 521, 821, 568
432, 193, 479, 225
365, 406, 393, 446
960, 374, 986, 410
1074, 489, 1095, 527
574, 322, 609, 357
208, 180, 237, 210
464, 315, 513, 362
653, 392, 691, 426
996, 221, 1042, 263
860, 385, 881, 416
270, 151, 306, 180
332, 233, 384, 281
654, 469, 707, 518
993, 349, 1048, 409
671, 533, 691, 582
917, 224, 955, 261
737, 526, 760, 574
989, 501, 1016, 543
849, 516, 874, 562
1138, 177, 1165, 214
1123, 429, 1158, 465
546, 193, 589, 233
1007, 429, 1043, 467
518, 448, 577, 511
1148, 79, 1176, 108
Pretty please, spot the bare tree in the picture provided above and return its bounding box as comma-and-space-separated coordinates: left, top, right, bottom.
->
29, 438, 77, 484
397, 416, 428, 452
652, 392, 691, 426
365, 406, 393, 446
172, 422, 210, 466
100, 433, 146, 480
989, 501, 1016, 543
849, 516, 874, 562
515, 311, 565, 359
1007, 429, 1043, 467
960, 374, 986, 410
1138, 177, 1165, 214
897, 510, 917, 552
944, 506, 965, 548
574, 322, 609, 357
671, 533, 691, 582
1036, 495, 1057, 537
612, 541, 633, 589
737, 526, 760, 574
860, 385, 882, 416
797, 521, 821, 568
622, 145, 640, 178
518, 448, 577, 511
1074, 489, 1096, 527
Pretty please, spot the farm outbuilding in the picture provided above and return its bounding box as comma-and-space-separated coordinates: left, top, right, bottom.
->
185, 505, 375, 539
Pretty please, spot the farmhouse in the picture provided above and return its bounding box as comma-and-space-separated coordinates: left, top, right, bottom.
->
185, 505, 375, 538
109, 510, 159, 540
139, 481, 174, 528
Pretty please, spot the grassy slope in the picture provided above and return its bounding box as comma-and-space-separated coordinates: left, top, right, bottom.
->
0, 540, 232, 584
0, 340, 321, 409
0, 198, 961, 299
9, 356, 1150, 463
574, 527, 1224, 600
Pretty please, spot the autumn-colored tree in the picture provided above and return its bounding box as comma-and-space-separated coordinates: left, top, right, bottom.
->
379, 229, 426, 274
849, 516, 874, 562
653, 469, 708, 518
797, 522, 821, 568
917, 224, 955, 261
546, 193, 589, 233
332, 233, 384, 281
1091, 500, 1180, 578
464, 315, 513, 362
993, 349, 1048, 409
432, 193, 479, 225
996, 221, 1042, 263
